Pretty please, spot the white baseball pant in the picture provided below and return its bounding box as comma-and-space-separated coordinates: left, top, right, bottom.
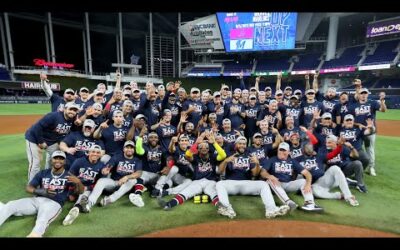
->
88, 177, 137, 207
267, 178, 315, 204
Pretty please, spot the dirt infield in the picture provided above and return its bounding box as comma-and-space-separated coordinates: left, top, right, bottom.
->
0, 115, 42, 135
0, 115, 400, 137
141, 220, 399, 237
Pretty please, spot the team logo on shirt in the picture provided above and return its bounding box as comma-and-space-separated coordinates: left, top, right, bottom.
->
116, 161, 136, 174
110, 104, 122, 112
113, 130, 127, 141
355, 105, 371, 116
193, 103, 203, 113
147, 150, 162, 162
75, 140, 96, 151
250, 149, 265, 160
323, 100, 335, 111
341, 105, 348, 113
42, 177, 68, 192
290, 148, 302, 159
286, 108, 300, 118
246, 109, 258, 118
215, 106, 224, 115
223, 134, 236, 143
300, 159, 319, 171
274, 162, 293, 175
55, 123, 72, 135
161, 126, 176, 136
340, 130, 357, 142
262, 135, 273, 145
304, 106, 319, 115
57, 104, 65, 112
233, 157, 250, 171
197, 162, 212, 173
78, 168, 99, 181
151, 104, 160, 116
178, 154, 190, 166
327, 154, 341, 165
321, 127, 334, 136
171, 106, 179, 116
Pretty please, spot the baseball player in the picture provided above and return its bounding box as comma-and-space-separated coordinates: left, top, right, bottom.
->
284, 95, 302, 128
25, 102, 81, 182
59, 119, 105, 167
220, 118, 241, 146
301, 88, 325, 129
0, 151, 83, 237
182, 87, 207, 127
93, 110, 129, 163
260, 142, 324, 212
216, 136, 290, 219
152, 109, 178, 153
39, 73, 76, 112
244, 94, 261, 140
280, 116, 301, 143
75, 87, 91, 111
157, 132, 226, 210
223, 88, 246, 131
207, 91, 225, 127
297, 143, 359, 206
83, 141, 144, 210
257, 100, 283, 130
62, 145, 107, 225
161, 87, 182, 127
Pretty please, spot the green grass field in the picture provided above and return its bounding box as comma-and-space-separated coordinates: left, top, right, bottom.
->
0, 104, 399, 237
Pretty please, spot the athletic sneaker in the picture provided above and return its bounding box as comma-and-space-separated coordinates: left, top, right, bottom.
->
356, 184, 368, 193
346, 196, 360, 207
277, 205, 290, 216
369, 167, 376, 176
150, 188, 161, 198
79, 196, 90, 213
129, 193, 145, 207
346, 177, 358, 187
300, 201, 324, 212
156, 197, 171, 210
286, 200, 298, 212
63, 207, 80, 226
265, 209, 278, 219
217, 204, 236, 219
100, 196, 112, 207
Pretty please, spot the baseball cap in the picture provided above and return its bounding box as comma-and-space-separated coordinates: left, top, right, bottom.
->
360, 88, 369, 94
339, 91, 348, 96
203, 89, 212, 94
215, 133, 223, 138
209, 113, 217, 119
327, 87, 336, 93
123, 90, 131, 96
269, 99, 278, 105
305, 89, 316, 94
162, 109, 171, 116
135, 114, 147, 121
191, 87, 200, 94
92, 103, 103, 110
290, 95, 299, 100
250, 87, 257, 92
64, 102, 80, 110
275, 90, 283, 96
123, 100, 133, 107
321, 113, 332, 119
235, 136, 247, 144
289, 133, 300, 139
52, 150, 66, 159
284, 86, 292, 91
83, 119, 95, 128
222, 118, 231, 124
168, 92, 176, 97
94, 89, 104, 96
88, 144, 102, 152
344, 114, 354, 121
179, 134, 189, 140
326, 134, 338, 143
112, 110, 123, 117
80, 87, 89, 92
158, 85, 165, 90
278, 142, 290, 151
148, 132, 159, 138
65, 88, 75, 94
253, 132, 262, 139
249, 95, 257, 100
124, 140, 135, 148
132, 88, 140, 93
222, 85, 229, 90
213, 91, 221, 97
234, 88, 242, 93
294, 89, 302, 95
123, 85, 132, 90
178, 87, 186, 93
265, 86, 272, 91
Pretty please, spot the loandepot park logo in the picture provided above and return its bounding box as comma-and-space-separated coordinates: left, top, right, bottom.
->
371, 24, 400, 36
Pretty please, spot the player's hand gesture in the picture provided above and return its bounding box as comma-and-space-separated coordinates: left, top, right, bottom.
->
343, 142, 353, 148
256, 76, 261, 82
171, 136, 178, 144
139, 126, 148, 138
277, 72, 282, 79
379, 92, 386, 101
305, 74, 309, 80
303, 183, 312, 194
160, 166, 170, 175
313, 71, 319, 79
187, 105, 196, 113
234, 129, 241, 136
116, 69, 121, 80
38, 142, 48, 150
271, 127, 279, 135
118, 176, 129, 186
100, 119, 109, 129
207, 132, 216, 144
40, 73, 48, 82
67, 147, 77, 155
102, 166, 112, 175
67, 174, 81, 184
299, 126, 308, 133
313, 109, 321, 120
250, 155, 259, 165
225, 153, 238, 163
180, 112, 188, 123
85, 106, 95, 116
338, 135, 346, 145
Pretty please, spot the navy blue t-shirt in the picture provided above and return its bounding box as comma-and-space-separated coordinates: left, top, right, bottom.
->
318, 145, 351, 169
50, 93, 66, 112
297, 155, 325, 183
226, 152, 256, 181
107, 153, 143, 181
349, 100, 380, 127
100, 124, 128, 156
339, 126, 365, 151
142, 145, 164, 173
224, 102, 245, 130
263, 156, 304, 183
182, 99, 207, 126
300, 101, 324, 128
69, 156, 105, 189
156, 124, 177, 153
171, 146, 192, 175
190, 154, 218, 181
25, 111, 76, 146
29, 168, 73, 207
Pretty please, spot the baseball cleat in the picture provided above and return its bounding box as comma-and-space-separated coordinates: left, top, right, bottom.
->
277, 205, 290, 216
156, 197, 171, 210
265, 210, 277, 219
129, 193, 145, 207
100, 196, 112, 207
79, 196, 91, 213
346, 196, 360, 207
287, 200, 298, 212
300, 201, 324, 212
63, 207, 80, 226
356, 184, 368, 193
150, 188, 161, 198
369, 168, 376, 176
217, 204, 236, 219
